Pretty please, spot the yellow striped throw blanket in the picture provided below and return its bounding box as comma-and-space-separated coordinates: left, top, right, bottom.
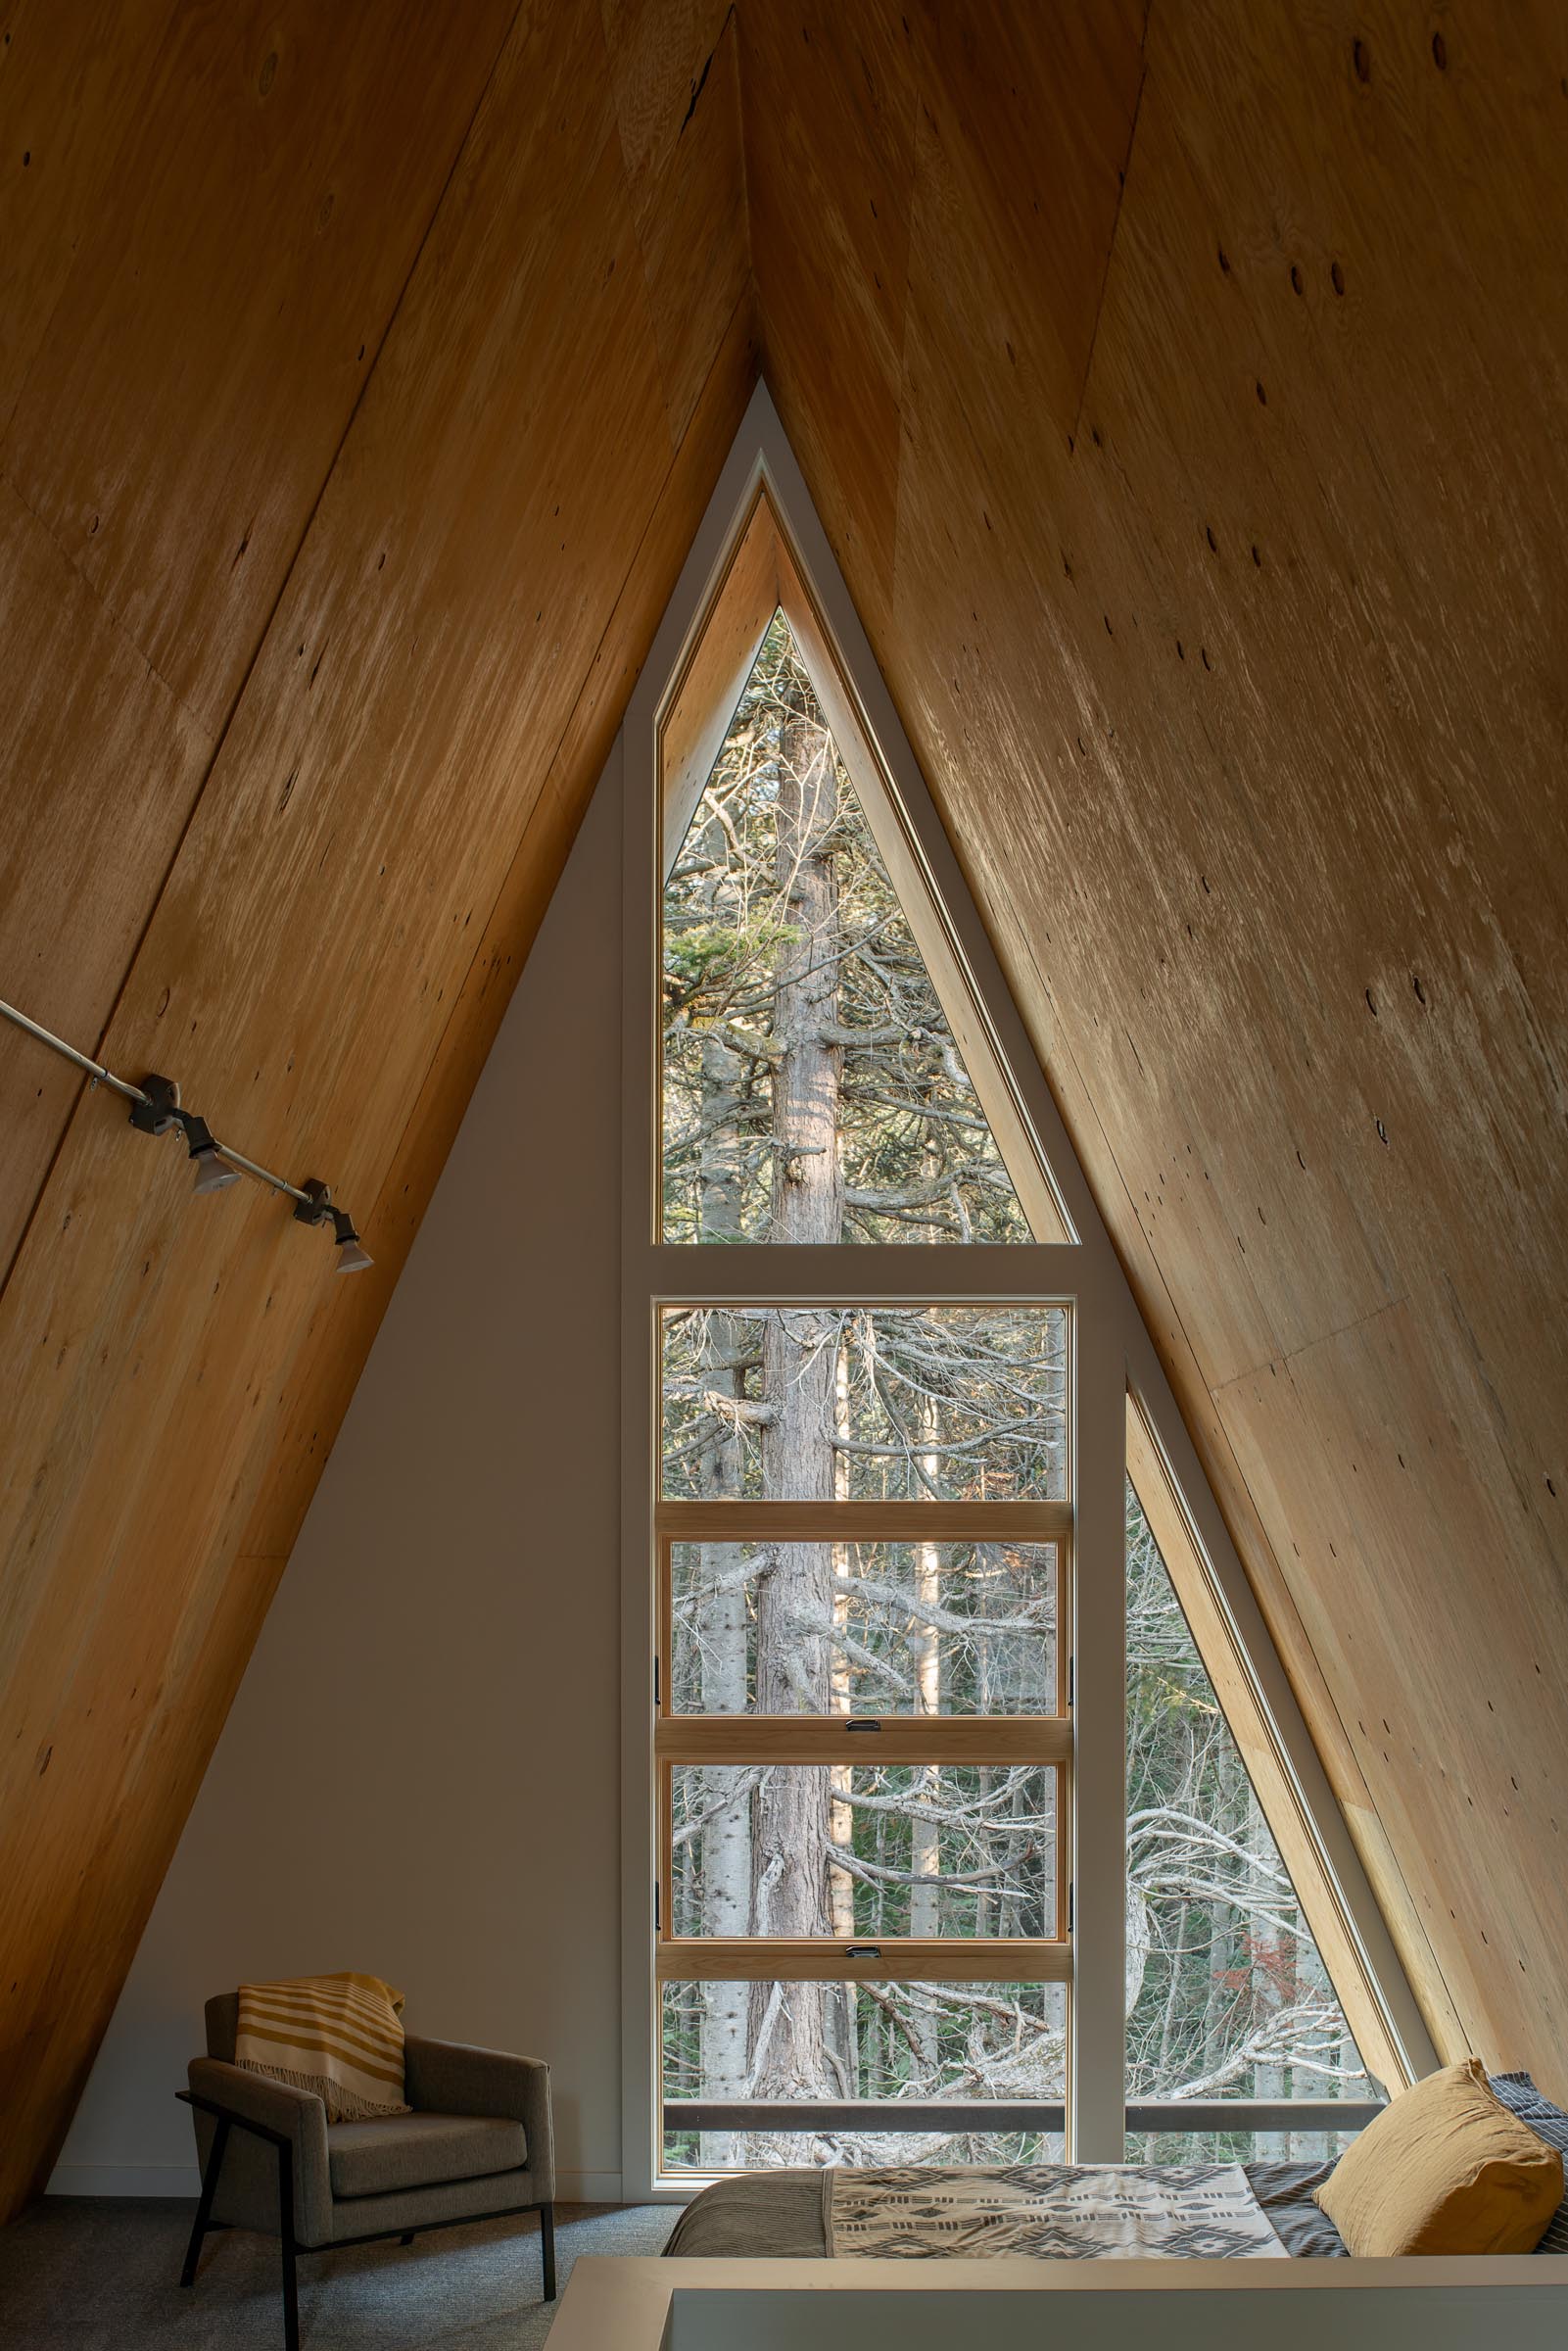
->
235, 1972, 411, 2122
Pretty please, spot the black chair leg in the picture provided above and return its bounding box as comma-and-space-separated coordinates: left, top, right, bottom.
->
277, 2136, 300, 2351
180, 2115, 230, 2287
280, 2233, 300, 2351
540, 2201, 556, 2302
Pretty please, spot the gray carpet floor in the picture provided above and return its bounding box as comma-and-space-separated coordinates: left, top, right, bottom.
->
0, 2195, 677, 2348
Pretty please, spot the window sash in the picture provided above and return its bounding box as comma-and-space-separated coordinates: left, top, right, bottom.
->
657, 1750, 1069, 1949
654, 1940, 1072, 1984
655, 1720, 1070, 1764
657, 1508, 1071, 1731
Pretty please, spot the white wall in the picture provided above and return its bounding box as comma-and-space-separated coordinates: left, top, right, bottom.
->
52, 755, 626, 2202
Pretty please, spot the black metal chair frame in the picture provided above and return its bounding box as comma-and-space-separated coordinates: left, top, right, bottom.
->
175, 2088, 556, 2351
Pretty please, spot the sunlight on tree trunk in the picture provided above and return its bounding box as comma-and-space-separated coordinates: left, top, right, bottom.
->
696, 1029, 750, 2169
749, 681, 844, 2152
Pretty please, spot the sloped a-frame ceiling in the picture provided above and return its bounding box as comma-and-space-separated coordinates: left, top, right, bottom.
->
0, 0, 1563, 2215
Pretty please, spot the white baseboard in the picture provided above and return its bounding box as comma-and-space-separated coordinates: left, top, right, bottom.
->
559, 2172, 623, 2203
48, 2161, 624, 2205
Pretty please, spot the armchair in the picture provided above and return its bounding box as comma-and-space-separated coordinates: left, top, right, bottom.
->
179, 1993, 554, 2350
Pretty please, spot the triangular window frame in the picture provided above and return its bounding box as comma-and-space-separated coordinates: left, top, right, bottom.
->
660, 597, 1043, 1247
617, 387, 1436, 2200
655, 479, 1074, 1248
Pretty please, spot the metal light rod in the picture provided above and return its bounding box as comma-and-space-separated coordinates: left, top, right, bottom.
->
0, 996, 368, 1260
0, 996, 149, 1107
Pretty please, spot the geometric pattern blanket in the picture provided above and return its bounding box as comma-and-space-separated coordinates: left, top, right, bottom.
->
830, 2164, 1288, 2260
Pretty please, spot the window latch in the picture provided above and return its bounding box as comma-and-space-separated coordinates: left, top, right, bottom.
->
845, 1718, 882, 1732
844, 1944, 881, 1958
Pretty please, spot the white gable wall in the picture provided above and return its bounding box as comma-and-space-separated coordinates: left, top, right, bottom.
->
52, 756, 628, 2201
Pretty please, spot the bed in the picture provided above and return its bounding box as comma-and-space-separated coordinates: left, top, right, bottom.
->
665, 2159, 1349, 2261
667, 2072, 1568, 2265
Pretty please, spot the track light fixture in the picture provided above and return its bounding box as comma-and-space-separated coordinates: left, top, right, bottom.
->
292, 1179, 375, 1274
0, 1002, 373, 1272
129, 1074, 238, 1188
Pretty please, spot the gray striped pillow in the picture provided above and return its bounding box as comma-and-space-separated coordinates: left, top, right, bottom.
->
1489, 2074, 1568, 2254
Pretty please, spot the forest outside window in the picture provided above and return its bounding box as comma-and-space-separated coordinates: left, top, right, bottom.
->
649, 600, 1076, 2175
660, 611, 1040, 1249
630, 480, 1401, 2185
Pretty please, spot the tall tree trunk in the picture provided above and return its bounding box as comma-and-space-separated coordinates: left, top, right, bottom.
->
750, 689, 845, 2144
829, 1338, 858, 2094
906, 1393, 942, 2062
695, 1032, 750, 2168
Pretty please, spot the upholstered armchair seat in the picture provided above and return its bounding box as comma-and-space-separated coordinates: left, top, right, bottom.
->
181, 1993, 555, 2350
325, 2109, 525, 2200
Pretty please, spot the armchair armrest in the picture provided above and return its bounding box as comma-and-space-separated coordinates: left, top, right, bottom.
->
185, 2058, 334, 2247
404, 2036, 554, 2199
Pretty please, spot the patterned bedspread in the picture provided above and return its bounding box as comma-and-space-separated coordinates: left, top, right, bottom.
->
828, 2163, 1289, 2260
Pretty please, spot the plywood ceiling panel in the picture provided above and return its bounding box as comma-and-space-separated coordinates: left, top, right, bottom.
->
0, 0, 183, 435
0, 484, 212, 1279
2, 0, 1566, 2216
602, 0, 750, 442
2, 0, 521, 734
738, 0, 919, 643
0, 0, 755, 2215
743, 0, 1568, 2091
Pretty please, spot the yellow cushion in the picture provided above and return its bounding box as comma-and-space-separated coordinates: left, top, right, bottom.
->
1315, 2058, 1563, 2255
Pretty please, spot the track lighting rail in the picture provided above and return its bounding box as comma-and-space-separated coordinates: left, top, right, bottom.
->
1, 995, 372, 1271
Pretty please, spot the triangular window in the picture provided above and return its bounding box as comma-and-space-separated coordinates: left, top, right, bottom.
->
1126, 1481, 1377, 2157
626, 438, 1427, 2194
661, 610, 1033, 1244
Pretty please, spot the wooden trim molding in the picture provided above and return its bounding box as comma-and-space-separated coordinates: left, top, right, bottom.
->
656, 1938, 1071, 1984
655, 1718, 1070, 1764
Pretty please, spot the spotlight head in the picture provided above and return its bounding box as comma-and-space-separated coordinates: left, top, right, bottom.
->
180, 1112, 240, 1192
329, 1206, 373, 1274
191, 1144, 240, 1193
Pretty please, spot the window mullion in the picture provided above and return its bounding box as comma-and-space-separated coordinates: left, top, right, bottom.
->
1067, 1311, 1126, 2161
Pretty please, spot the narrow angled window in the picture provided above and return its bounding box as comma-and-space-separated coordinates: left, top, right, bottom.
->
1124, 1480, 1379, 2161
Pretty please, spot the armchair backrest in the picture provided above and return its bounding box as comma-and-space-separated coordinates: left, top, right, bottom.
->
205, 1991, 240, 2062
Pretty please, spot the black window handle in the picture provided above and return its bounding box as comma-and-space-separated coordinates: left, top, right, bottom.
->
845, 1718, 882, 1732
844, 1944, 882, 1958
